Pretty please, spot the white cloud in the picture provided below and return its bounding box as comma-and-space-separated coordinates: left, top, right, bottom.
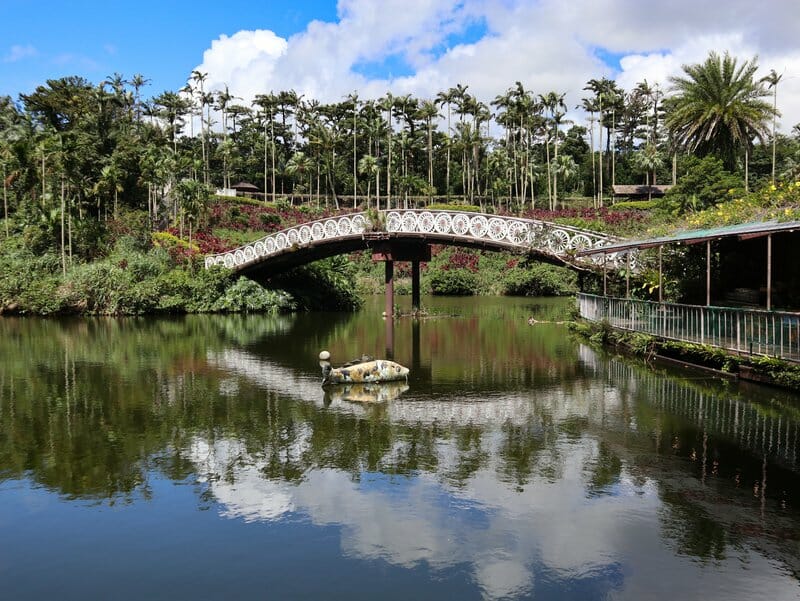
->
190, 0, 800, 131
3, 44, 37, 63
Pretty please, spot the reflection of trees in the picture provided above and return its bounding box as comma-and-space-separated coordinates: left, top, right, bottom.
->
1, 308, 799, 577
586, 442, 623, 496
659, 490, 731, 561
444, 425, 490, 487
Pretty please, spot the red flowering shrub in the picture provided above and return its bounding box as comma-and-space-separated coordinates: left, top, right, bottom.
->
444, 251, 479, 272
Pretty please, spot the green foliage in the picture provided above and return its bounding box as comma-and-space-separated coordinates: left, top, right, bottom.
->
611, 199, 659, 210
0, 231, 301, 315
0, 247, 64, 314
214, 194, 269, 207
662, 155, 742, 213
747, 356, 800, 388
429, 268, 478, 296
426, 203, 481, 212
268, 256, 362, 310
211, 277, 295, 313
258, 212, 281, 227
152, 231, 198, 251
502, 263, 578, 297
664, 51, 774, 171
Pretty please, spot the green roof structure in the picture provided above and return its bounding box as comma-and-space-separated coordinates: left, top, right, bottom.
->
577, 220, 800, 256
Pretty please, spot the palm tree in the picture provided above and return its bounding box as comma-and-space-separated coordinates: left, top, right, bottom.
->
253, 93, 278, 202
632, 144, 664, 200
540, 92, 568, 209
175, 178, 210, 246
285, 151, 314, 206
346, 92, 360, 207
358, 154, 378, 208
130, 73, 150, 125
417, 99, 439, 203
555, 154, 579, 203
580, 97, 599, 207
378, 93, 394, 207
190, 71, 209, 182
760, 69, 783, 185
665, 51, 775, 182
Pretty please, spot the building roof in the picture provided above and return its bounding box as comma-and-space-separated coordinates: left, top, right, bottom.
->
232, 181, 260, 191
577, 219, 800, 256
612, 184, 672, 196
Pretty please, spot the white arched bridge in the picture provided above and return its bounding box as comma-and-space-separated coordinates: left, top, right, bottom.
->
204, 209, 626, 277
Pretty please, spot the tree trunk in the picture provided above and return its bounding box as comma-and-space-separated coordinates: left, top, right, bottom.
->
353, 112, 358, 208
60, 177, 66, 276
3, 164, 7, 238
553, 121, 559, 210
446, 105, 451, 200
745, 148, 749, 193
672, 152, 676, 186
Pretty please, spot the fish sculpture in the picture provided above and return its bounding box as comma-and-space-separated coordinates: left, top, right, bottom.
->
319, 351, 410, 386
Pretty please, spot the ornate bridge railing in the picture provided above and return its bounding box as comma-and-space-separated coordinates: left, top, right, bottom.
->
204, 210, 622, 271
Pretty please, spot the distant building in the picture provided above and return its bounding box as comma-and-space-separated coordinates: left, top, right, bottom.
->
612, 184, 673, 200
232, 182, 262, 198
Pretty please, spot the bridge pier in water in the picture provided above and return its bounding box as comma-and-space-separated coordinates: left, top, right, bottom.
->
372, 241, 431, 316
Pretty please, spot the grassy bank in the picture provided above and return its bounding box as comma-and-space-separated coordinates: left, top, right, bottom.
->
570, 319, 800, 390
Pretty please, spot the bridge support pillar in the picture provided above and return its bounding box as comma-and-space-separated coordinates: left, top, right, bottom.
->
373, 241, 431, 317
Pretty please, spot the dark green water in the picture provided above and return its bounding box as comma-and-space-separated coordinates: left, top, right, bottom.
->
1, 296, 799, 600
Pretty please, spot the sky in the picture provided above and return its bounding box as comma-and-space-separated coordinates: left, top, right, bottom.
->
3, 0, 800, 132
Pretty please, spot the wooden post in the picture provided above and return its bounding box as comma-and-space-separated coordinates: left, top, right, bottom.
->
767, 234, 773, 311
626, 253, 630, 299
603, 254, 607, 296
706, 240, 711, 306
385, 260, 394, 318
411, 260, 421, 313
658, 246, 663, 303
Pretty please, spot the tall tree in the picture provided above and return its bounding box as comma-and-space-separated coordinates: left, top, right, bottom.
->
760, 69, 783, 185
664, 51, 775, 176
417, 100, 439, 203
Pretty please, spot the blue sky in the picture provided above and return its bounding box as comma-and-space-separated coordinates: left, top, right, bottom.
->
0, 0, 338, 96
3, 0, 800, 129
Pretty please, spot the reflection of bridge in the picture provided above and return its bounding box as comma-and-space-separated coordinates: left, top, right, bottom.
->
209, 346, 800, 468
204, 210, 619, 312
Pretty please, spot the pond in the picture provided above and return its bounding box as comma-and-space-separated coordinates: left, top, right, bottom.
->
1, 296, 799, 600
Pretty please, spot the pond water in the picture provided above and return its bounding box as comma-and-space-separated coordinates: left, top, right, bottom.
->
1, 296, 799, 600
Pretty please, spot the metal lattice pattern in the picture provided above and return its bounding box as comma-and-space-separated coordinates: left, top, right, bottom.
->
384, 210, 621, 264
205, 210, 621, 271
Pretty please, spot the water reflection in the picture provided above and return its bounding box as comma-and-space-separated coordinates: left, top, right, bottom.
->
1, 298, 799, 600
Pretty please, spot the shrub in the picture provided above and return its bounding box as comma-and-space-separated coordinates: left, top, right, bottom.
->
211, 278, 295, 313
663, 155, 742, 213
268, 256, 362, 310
429, 268, 478, 295
502, 263, 578, 296
426, 203, 481, 212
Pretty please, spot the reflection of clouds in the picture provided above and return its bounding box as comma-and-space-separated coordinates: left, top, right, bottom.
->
296, 470, 459, 569
190, 438, 295, 522
475, 555, 532, 600
187, 432, 637, 599
201, 347, 800, 599
187, 427, 800, 601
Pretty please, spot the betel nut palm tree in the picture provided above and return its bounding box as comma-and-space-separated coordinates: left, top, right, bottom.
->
665, 51, 776, 184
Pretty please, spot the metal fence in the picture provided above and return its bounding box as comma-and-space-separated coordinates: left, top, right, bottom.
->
577, 293, 800, 362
